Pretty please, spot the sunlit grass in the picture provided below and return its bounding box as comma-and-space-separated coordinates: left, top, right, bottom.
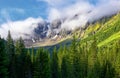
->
98, 31, 120, 47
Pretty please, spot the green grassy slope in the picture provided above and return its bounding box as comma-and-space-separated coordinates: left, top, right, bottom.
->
98, 31, 120, 47
81, 13, 120, 47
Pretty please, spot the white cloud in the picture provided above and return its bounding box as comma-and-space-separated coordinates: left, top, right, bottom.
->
88, 0, 120, 22
0, 17, 44, 39
62, 2, 94, 17
47, 0, 120, 30
47, 1, 93, 21
61, 14, 88, 30
48, 8, 61, 21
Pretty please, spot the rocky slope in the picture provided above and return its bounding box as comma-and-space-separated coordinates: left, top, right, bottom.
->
24, 12, 120, 48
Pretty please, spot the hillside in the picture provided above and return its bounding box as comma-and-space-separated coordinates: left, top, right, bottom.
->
80, 13, 120, 47
32, 13, 120, 49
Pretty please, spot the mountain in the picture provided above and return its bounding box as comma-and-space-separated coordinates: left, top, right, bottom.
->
24, 12, 120, 48
24, 17, 71, 47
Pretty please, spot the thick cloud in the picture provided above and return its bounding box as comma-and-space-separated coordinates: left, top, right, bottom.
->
48, 8, 61, 21
48, 0, 120, 30
0, 17, 44, 39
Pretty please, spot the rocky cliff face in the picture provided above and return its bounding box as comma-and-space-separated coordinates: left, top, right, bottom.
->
24, 19, 64, 47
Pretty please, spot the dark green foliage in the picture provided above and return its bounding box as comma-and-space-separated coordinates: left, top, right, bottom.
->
73, 52, 81, 78
103, 60, 115, 78
24, 50, 32, 78
0, 37, 9, 78
34, 48, 51, 78
51, 47, 60, 78
6, 31, 16, 78
15, 37, 27, 78
61, 55, 70, 78
6, 31, 15, 59
0, 32, 119, 78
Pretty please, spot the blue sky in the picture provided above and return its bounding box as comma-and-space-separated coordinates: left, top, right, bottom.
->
0, 0, 99, 24
0, 0, 48, 24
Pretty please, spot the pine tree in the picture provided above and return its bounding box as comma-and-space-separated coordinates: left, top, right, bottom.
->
61, 55, 70, 78
6, 31, 16, 78
51, 47, 59, 78
15, 37, 26, 78
24, 50, 32, 78
71, 35, 78, 53
104, 60, 115, 78
6, 31, 15, 59
73, 52, 81, 78
31, 47, 35, 77
31, 47, 34, 63
88, 59, 101, 78
34, 48, 51, 78
71, 35, 81, 78
0, 37, 9, 78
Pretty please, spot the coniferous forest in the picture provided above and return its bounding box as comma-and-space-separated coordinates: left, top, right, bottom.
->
0, 14, 120, 78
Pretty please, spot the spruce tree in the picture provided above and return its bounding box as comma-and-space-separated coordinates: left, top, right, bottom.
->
104, 60, 115, 78
61, 55, 69, 78
51, 47, 59, 78
31, 47, 35, 77
6, 31, 16, 78
31, 47, 34, 63
0, 37, 9, 78
24, 50, 32, 78
73, 52, 81, 78
15, 37, 26, 78
34, 48, 51, 78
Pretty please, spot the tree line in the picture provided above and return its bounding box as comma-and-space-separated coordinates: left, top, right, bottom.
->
0, 31, 120, 78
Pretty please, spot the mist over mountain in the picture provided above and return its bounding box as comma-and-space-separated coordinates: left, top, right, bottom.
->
0, 0, 120, 41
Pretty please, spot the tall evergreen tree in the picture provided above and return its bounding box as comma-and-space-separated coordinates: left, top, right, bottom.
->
34, 48, 51, 78
0, 37, 9, 78
71, 35, 78, 53
104, 60, 115, 78
15, 37, 26, 78
51, 47, 59, 78
6, 31, 16, 78
73, 52, 81, 78
31, 47, 35, 63
31, 47, 35, 77
24, 50, 32, 78
61, 55, 70, 78
6, 31, 15, 59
